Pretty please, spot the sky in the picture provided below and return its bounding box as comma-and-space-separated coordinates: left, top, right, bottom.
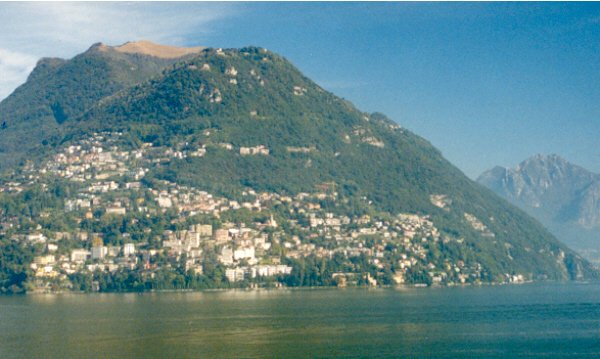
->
1, 2, 600, 179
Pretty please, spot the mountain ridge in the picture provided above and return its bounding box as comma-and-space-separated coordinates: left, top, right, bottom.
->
0, 42, 596, 293
0, 41, 201, 170
103, 40, 205, 58
478, 154, 600, 260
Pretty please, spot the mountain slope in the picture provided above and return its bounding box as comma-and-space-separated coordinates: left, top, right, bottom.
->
60, 46, 595, 280
0, 41, 201, 170
0, 44, 596, 292
478, 154, 600, 260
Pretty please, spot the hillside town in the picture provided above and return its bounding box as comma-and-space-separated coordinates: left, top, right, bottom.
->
0, 132, 524, 292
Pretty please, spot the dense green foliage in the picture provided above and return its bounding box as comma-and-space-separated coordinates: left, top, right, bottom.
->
0, 239, 35, 293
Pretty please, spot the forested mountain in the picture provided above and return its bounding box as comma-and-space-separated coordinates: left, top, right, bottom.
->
0, 41, 202, 170
0, 42, 595, 293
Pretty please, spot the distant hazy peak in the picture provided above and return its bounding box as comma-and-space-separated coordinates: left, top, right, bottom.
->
478, 153, 600, 233
479, 154, 596, 185
516, 153, 569, 170
478, 154, 569, 178
94, 40, 205, 59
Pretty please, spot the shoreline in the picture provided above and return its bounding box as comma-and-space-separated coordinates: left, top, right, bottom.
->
19, 279, 586, 296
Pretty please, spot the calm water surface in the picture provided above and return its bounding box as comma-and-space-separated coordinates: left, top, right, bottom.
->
1, 283, 600, 358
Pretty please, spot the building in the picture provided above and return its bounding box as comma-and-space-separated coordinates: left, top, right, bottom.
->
123, 243, 136, 256
219, 247, 233, 265
225, 268, 245, 282
91, 246, 108, 260
157, 197, 173, 208
33, 255, 55, 266
239, 145, 269, 156
219, 247, 234, 265
234, 247, 256, 261
106, 206, 126, 215
214, 229, 229, 244
26, 233, 47, 243
191, 224, 213, 237
71, 249, 91, 262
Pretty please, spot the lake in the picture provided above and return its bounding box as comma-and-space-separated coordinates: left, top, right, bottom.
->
1, 283, 600, 358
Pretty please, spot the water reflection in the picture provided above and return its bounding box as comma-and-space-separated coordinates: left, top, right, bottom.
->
2, 284, 600, 358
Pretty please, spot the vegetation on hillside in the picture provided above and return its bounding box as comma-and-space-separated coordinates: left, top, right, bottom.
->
0, 45, 595, 293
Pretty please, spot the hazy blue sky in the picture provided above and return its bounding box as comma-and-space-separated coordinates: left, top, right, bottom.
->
1, 2, 599, 178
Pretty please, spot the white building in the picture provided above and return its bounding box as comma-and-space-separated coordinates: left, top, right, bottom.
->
33, 255, 55, 266
123, 243, 136, 256
219, 247, 234, 265
157, 197, 173, 208
26, 233, 47, 243
71, 249, 91, 262
225, 268, 245, 282
234, 247, 256, 261
91, 246, 108, 260
106, 206, 126, 215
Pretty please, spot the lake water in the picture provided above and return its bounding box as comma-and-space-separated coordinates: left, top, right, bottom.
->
1, 283, 600, 358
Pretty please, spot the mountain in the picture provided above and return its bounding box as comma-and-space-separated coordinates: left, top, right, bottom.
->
478, 154, 600, 261
0, 42, 596, 293
0, 41, 203, 170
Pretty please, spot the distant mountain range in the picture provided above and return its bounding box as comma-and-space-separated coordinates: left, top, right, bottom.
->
478, 154, 600, 262
0, 41, 595, 293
